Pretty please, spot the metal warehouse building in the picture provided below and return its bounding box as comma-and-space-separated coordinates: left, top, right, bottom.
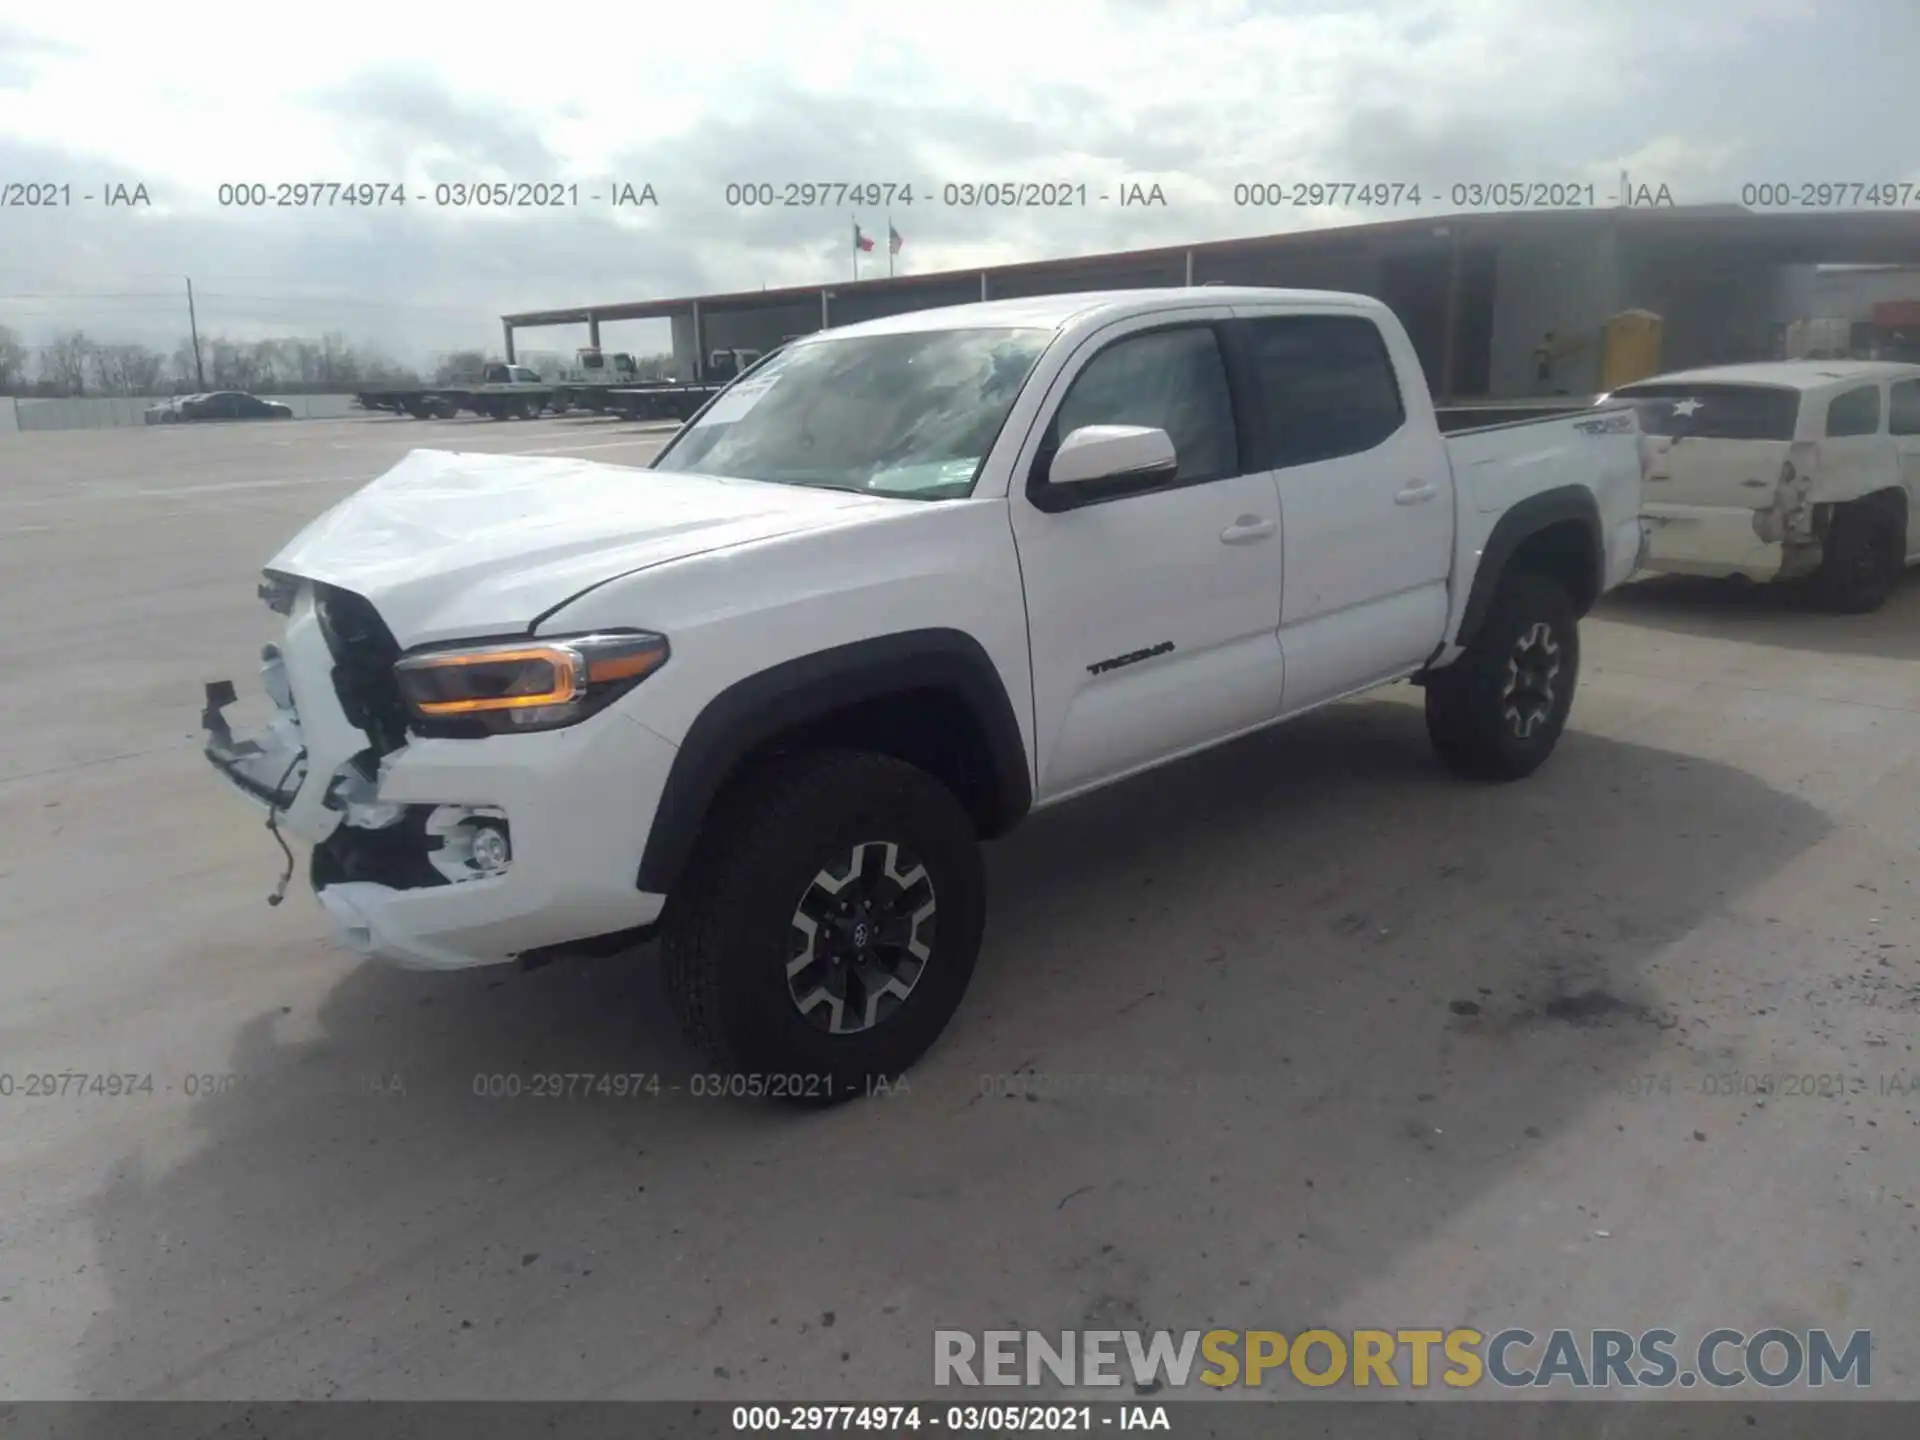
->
501, 206, 1920, 402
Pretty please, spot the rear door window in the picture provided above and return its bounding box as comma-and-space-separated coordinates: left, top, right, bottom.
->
1238, 314, 1406, 468
1890, 379, 1920, 436
1610, 383, 1801, 440
1825, 384, 1883, 437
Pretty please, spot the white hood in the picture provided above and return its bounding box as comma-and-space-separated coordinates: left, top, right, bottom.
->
266, 448, 901, 645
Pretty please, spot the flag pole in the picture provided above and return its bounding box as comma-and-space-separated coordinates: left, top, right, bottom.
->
852, 218, 858, 282
887, 213, 894, 278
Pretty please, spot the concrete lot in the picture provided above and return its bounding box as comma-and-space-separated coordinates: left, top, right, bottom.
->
0, 415, 1916, 1404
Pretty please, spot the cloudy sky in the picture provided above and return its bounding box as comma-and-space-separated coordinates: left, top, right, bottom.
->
0, 0, 1912, 370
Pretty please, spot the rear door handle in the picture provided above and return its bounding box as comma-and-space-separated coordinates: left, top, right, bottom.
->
1220, 514, 1276, 544
1394, 482, 1438, 505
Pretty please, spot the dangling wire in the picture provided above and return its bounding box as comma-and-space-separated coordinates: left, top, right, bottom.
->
265, 750, 305, 906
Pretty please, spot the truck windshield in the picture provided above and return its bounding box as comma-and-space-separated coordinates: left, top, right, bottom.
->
1608, 383, 1801, 440
653, 327, 1054, 499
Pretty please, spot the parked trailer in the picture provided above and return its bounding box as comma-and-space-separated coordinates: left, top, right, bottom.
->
355, 349, 767, 422
354, 364, 551, 420
605, 384, 735, 422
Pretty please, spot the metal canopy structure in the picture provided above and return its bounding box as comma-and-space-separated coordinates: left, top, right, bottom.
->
498, 206, 1920, 366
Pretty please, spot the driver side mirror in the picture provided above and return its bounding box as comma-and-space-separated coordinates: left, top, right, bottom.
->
1039, 425, 1178, 509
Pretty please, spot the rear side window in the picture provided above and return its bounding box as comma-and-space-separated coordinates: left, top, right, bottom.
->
1610, 383, 1800, 440
1891, 380, 1920, 436
1826, 384, 1883, 437
1048, 326, 1240, 483
1241, 315, 1406, 468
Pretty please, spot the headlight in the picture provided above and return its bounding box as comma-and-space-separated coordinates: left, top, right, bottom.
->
393, 631, 669, 736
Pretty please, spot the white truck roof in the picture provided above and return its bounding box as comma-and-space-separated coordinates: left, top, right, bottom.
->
1627, 360, 1920, 391
813, 286, 1387, 340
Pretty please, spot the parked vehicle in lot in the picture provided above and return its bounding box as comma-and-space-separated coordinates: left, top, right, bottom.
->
144, 395, 195, 424
145, 391, 295, 424
352, 349, 765, 422
203, 287, 1647, 1100
1602, 360, 1920, 611
351, 363, 547, 421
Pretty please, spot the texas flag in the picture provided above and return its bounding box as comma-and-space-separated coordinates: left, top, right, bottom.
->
888, 223, 904, 255
853, 221, 876, 254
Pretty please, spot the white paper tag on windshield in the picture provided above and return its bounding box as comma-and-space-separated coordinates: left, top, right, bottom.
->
701, 374, 779, 424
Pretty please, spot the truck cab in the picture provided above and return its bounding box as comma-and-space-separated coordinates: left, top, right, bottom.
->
572, 349, 640, 382
481, 364, 544, 386
704, 348, 765, 383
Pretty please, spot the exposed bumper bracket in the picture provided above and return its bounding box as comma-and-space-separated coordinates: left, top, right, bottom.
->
202, 677, 306, 810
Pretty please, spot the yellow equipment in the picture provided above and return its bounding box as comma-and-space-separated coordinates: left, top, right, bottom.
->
1599, 309, 1663, 390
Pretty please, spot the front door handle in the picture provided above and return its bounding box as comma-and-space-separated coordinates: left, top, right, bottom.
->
1394, 482, 1438, 505
1220, 514, 1276, 544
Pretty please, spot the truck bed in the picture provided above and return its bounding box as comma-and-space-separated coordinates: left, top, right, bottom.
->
1431, 400, 1646, 663
1433, 397, 1602, 434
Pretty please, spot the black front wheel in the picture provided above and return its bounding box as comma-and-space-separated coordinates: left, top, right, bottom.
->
1425, 573, 1580, 782
662, 750, 986, 1105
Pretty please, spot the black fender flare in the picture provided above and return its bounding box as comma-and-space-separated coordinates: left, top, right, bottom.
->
1456, 485, 1604, 647
635, 628, 1032, 895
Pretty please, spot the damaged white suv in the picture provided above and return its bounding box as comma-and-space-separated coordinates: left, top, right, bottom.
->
205, 287, 1646, 1099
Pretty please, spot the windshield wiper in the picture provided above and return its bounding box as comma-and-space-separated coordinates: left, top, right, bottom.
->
783, 478, 871, 494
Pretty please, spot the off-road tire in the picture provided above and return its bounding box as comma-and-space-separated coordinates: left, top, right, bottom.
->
1426, 572, 1580, 782
1804, 496, 1904, 614
661, 749, 986, 1106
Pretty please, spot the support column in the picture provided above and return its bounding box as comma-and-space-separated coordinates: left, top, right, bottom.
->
501, 319, 516, 363
980, 272, 989, 301
1185, 250, 1194, 286
821, 289, 830, 330
691, 300, 704, 382
587, 313, 601, 349
1439, 229, 1461, 403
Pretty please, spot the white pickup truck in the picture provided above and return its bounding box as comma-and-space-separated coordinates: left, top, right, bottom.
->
203, 287, 1648, 1099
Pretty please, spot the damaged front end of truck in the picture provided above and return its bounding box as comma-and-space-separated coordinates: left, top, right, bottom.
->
203, 574, 520, 956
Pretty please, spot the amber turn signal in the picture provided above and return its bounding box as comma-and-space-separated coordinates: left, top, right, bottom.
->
393, 632, 668, 734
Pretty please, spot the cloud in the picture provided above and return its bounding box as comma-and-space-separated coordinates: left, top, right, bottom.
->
308, 69, 562, 178
0, 0, 1912, 366
0, 20, 74, 91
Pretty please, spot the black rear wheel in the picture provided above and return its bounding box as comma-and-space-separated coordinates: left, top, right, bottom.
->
661, 750, 985, 1105
1426, 572, 1580, 782
1804, 497, 1904, 614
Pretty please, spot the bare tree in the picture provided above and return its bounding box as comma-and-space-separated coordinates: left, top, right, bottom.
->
13, 324, 425, 396
169, 339, 202, 391
280, 337, 320, 388
40, 331, 94, 395
362, 353, 421, 387
253, 338, 294, 392
206, 336, 264, 392
0, 324, 26, 393
317, 332, 361, 388
91, 343, 165, 396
